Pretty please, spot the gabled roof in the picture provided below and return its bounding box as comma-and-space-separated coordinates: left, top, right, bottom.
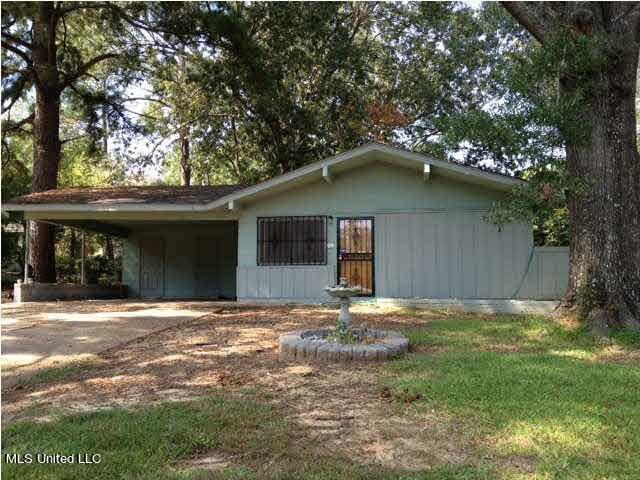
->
3, 143, 523, 213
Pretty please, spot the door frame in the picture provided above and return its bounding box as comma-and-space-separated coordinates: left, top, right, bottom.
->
336, 217, 375, 297
138, 236, 165, 298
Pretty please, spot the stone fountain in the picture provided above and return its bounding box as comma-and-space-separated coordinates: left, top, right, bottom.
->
278, 279, 409, 362
324, 278, 361, 329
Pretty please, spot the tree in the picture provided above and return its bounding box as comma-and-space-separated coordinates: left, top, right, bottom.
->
2, 2, 125, 281
185, 2, 381, 182
140, 48, 218, 186
500, 2, 640, 330
1, 1, 165, 281
374, 2, 503, 159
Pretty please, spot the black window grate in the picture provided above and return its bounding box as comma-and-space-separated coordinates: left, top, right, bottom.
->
257, 216, 327, 265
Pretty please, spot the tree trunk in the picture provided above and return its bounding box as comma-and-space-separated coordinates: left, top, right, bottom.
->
104, 235, 114, 261
180, 131, 191, 186
562, 42, 640, 331
29, 2, 61, 283
69, 229, 78, 258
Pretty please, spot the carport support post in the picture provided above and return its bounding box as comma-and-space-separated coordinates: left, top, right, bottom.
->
80, 230, 86, 286
24, 219, 30, 282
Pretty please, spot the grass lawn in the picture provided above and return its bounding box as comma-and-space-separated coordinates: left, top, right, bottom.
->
2, 309, 639, 479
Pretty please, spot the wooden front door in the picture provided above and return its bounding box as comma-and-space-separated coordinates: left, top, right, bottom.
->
140, 237, 164, 297
337, 218, 374, 296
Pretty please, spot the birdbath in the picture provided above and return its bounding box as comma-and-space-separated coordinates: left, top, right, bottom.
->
324, 278, 361, 329
280, 278, 409, 362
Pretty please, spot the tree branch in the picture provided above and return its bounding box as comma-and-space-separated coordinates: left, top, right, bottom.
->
61, 133, 88, 144
1, 30, 33, 49
501, 2, 559, 43
0, 39, 32, 65
2, 113, 34, 133
121, 96, 172, 108
59, 2, 183, 38
58, 52, 119, 90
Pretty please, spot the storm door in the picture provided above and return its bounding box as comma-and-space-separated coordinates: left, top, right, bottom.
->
337, 218, 374, 296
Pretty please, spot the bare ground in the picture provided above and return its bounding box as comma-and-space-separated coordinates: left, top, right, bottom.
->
1, 304, 472, 471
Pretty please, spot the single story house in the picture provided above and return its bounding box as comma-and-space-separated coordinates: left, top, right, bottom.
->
4, 143, 569, 310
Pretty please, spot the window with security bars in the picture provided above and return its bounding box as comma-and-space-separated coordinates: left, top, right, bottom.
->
257, 216, 327, 265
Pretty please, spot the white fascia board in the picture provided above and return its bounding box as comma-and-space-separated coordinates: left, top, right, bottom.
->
372, 144, 524, 188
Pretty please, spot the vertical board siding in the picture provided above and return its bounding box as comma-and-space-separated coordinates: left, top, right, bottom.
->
375, 212, 568, 300
122, 238, 140, 297
236, 266, 335, 300
518, 247, 570, 300
123, 222, 237, 299
233, 212, 569, 301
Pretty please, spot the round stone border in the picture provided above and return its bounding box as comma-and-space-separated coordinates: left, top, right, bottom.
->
279, 328, 409, 362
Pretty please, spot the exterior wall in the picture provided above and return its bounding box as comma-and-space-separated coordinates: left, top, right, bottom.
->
236, 161, 569, 301
236, 265, 335, 299
123, 222, 237, 299
375, 211, 533, 299
518, 247, 570, 300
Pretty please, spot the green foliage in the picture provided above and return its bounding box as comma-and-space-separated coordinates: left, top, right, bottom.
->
486, 161, 587, 245
55, 253, 121, 286
328, 319, 359, 344
183, 2, 379, 183
55, 230, 122, 286
377, 2, 510, 159
1, 134, 31, 271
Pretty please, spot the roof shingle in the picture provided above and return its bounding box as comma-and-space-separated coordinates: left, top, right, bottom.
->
8, 185, 246, 206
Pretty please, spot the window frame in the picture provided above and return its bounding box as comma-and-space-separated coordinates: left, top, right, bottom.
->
256, 215, 328, 266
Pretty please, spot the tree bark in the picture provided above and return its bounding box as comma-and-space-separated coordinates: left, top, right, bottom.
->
29, 2, 61, 283
104, 235, 114, 261
180, 131, 191, 186
69, 229, 78, 258
502, 2, 640, 331
563, 44, 640, 330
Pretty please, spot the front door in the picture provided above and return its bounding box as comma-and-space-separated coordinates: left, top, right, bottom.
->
337, 218, 374, 296
140, 237, 164, 297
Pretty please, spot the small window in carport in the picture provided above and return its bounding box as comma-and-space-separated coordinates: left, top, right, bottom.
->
257, 216, 327, 265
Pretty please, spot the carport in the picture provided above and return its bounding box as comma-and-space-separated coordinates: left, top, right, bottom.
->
122, 220, 237, 299
4, 186, 244, 300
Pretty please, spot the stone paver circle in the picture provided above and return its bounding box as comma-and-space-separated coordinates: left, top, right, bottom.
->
279, 327, 409, 362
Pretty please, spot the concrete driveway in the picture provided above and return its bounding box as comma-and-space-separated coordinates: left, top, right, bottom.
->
1, 300, 223, 375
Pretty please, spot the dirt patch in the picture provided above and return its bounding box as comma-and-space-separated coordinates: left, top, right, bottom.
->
2, 304, 472, 471
177, 451, 231, 472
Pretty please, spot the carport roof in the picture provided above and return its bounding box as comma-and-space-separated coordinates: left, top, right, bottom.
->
7, 185, 245, 206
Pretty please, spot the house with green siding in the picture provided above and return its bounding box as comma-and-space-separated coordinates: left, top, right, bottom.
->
4, 144, 569, 311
